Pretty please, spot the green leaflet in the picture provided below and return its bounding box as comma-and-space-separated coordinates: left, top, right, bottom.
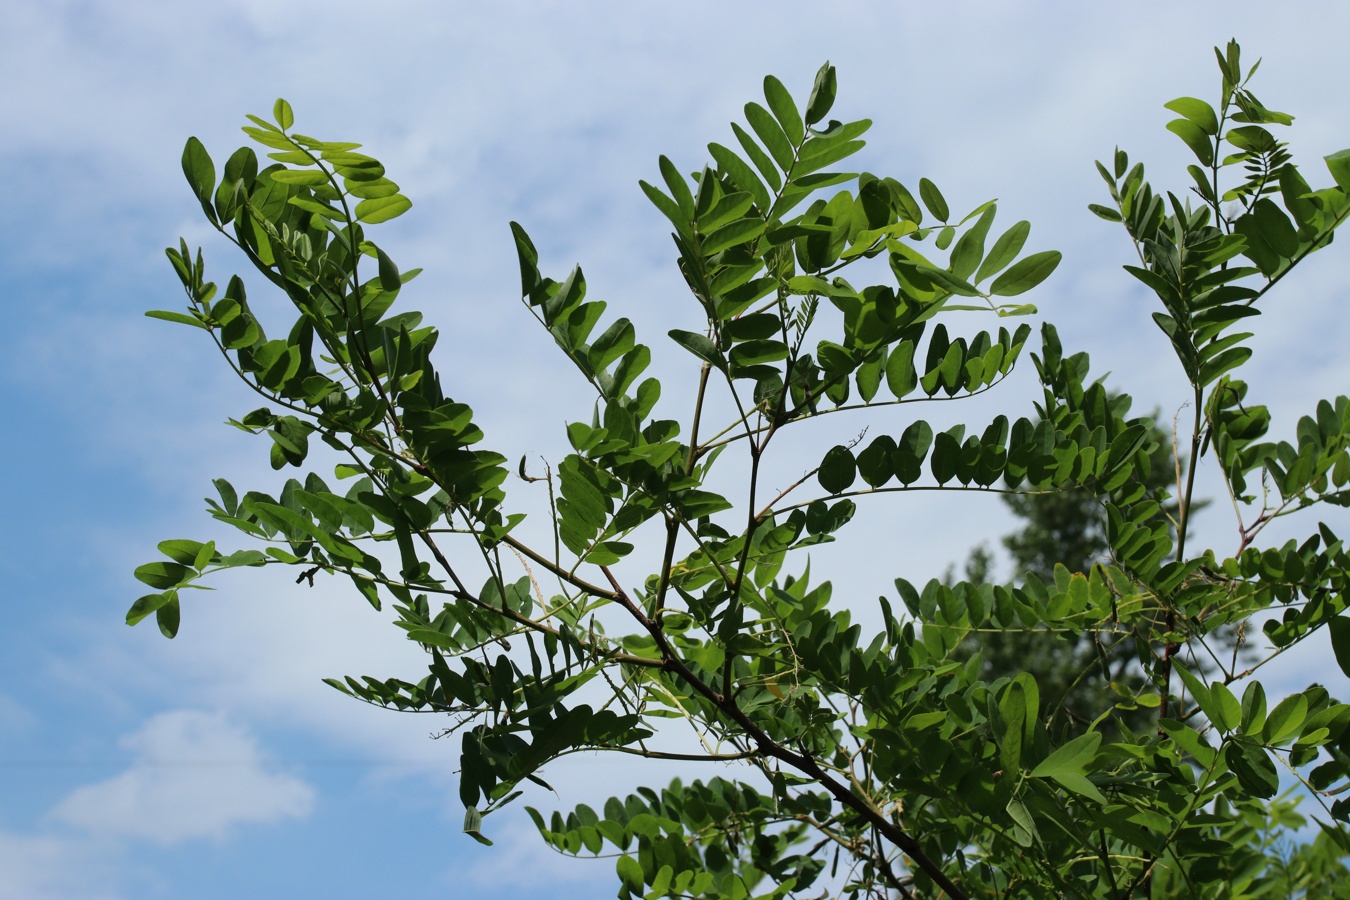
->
817, 445, 856, 494
990, 250, 1061, 296
356, 194, 412, 223
919, 177, 949, 222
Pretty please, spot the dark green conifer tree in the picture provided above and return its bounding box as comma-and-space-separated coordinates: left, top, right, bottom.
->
953, 412, 1182, 739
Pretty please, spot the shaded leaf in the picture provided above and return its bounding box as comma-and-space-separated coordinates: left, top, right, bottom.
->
804, 62, 837, 127
818, 445, 856, 494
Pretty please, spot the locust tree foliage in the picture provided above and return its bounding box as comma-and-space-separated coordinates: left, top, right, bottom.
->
132, 43, 1350, 898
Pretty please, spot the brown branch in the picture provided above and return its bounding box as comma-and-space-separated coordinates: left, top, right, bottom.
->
654, 362, 713, 620
587, 745, 760, 763
501, 535, 619, 601
598, 566, 968, 899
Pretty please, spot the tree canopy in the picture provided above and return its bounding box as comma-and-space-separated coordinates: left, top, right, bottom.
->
130, 42, 1350, 897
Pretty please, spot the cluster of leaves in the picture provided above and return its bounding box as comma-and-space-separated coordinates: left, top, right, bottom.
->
132, 45, 1350, 898
943, 410, 1185, 744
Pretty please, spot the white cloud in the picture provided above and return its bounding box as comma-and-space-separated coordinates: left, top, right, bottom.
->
0, 831, 123, 900
50, 710, 314, 844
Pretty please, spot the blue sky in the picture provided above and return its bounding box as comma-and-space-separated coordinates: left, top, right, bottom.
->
3, 2, 1350, 897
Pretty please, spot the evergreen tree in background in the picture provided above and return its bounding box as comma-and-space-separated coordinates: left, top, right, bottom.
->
954, 412, 1184, 740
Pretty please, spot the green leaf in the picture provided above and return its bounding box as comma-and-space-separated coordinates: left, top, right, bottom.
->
126, 592, 172, 626
345, 177, 401, 199
918, 177, 948, 222
744, 102, 794, 172
949, 204, 996, 282
697, 191, 753, 232
267, 169, 328, 185
731, 123, 782, 192
1263, 693, 1308, 745
616, 854, 644, 891
892, 420, 932, 486
818, 445, 856, 494
1167, 119, 1214, 166
156, 596, 181, 639
729, 339, 788, 367
658, 155, 695, 217
996, 678, 1029, 773
701, 217, 766, 256
668, 330, 723, 370
1241, 681, 1268, 736
375, 247, 401, 294
221, 315, 260, 350
918, 265, 980, 298
1164, 96, 1219, 135
722, 313, 781, 342
1161, 718, 1217, 767
976, 221, 1030, 283
804, 62, 837, 127
588, 318, 636, 373
242, 123, 298, 151
763, 75, 803, 146
815, 341, 855, 375
294, 490, 347, 531
676, 489, 732, 518
649, 865, 673, 896
1006, 798, 1038, 848
1209, 681, 1241, 733
134, 561, 193, 590
288, 197, 341, 220
1199, 345, 1252, 387
1225, 740, 1279, 799
884, 341, 917, 399
990, 250, 1061, 296
1326, 149, 1350, 193
794, 138, 866, 177
1331, 615, 1350, 678
408, 628, 458, 650
1258, 198, 1300, 258
266, 149, 313, 165
930, 430, 960, 485
1050, 771, 1107, 804
856, 435, 896, 488
855, 351, 883, 402
273, 98, 295, 130
1173, 661, 1217, 724
145, 310, 208, 330
707, 143, 770, 212
640, 181, 687, 235
355, 194, 412, 224
1031, 731, 1101, 779
157, 539, 208, 566
181, 137, 218, 224
192, 540, 221, 570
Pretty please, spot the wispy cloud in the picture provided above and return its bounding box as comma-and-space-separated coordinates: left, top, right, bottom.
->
50, 710, 314, 843
0, 829, 123, 900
